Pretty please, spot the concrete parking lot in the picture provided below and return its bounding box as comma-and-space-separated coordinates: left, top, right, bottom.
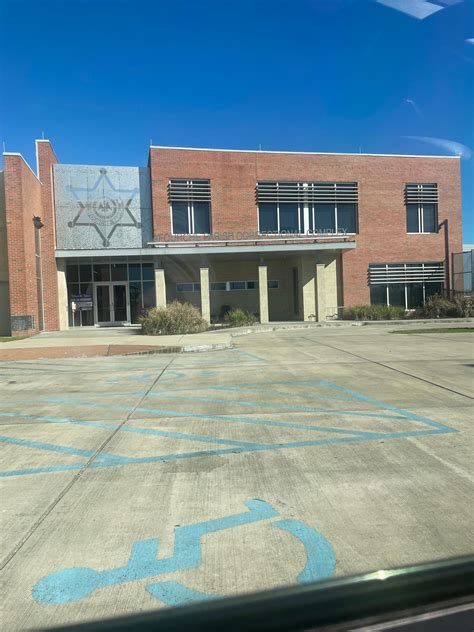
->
1, 326, 473, 629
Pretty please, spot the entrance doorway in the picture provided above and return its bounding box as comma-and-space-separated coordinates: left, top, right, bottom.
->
94, 282, 130, 326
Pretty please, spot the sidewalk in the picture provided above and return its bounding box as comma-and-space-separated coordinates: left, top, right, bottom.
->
1, 318, 472, 361
0, 328, 233, 361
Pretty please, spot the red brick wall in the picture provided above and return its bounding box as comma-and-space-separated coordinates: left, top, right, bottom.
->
3, 154, 42, 336
36, 140, 60, 329
149, 148, 462, 306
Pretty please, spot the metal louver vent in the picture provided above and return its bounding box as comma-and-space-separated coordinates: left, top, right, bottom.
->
168, 179, 211, 202
369, 262, 444, 285
256, 181, 358, 204
405, 183, 438, 204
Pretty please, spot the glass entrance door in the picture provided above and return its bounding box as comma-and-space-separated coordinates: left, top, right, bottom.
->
94, 283, 130, 325
96, 284, 112, 325
113, 284, 128, 322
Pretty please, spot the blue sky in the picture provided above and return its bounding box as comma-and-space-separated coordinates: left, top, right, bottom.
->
1, 0, 473, 240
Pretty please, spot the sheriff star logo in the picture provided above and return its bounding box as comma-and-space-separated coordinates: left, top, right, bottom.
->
67, 168, 142, 247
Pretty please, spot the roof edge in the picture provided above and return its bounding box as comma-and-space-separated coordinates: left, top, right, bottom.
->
2, 152, 41, 182
149, 145, 460, 159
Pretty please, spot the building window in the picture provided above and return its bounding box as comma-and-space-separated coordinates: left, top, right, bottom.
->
313, 203, 357, 233
209, 280, 279, 291
66, 261, 155, 326
405, 184, 438, 233
369, 262, 444, 309
257, 181, 358, 235
176, 283, 200, 292
211, 282, 227, 291
169, 179, 211, 235
257, 182, 305, 234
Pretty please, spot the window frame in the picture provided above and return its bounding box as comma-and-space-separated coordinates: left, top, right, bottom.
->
169, 179, 212, 236
311, 202, 358, 235
406, 202, 438, 234
258, 201, 304, 235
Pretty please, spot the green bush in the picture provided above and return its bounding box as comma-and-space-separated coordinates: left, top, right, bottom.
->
224, 308, 258, 327
453, 294, 473, 318
139, 301, 208, 335
342, 304, 406, 321
416, 295, 459, 319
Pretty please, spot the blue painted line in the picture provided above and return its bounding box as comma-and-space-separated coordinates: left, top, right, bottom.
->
32, 499, 278, 604
271, 519, 336, 582
317, 380, 456, 432
146, 581, 213, 606
210, 384, 357, 403
0, 411, 268, 449
145, 391, 405, 421
0, 427, 455, 478
230, 348, 266, 363
0, 435, 127, 464
43, 397, 379, 438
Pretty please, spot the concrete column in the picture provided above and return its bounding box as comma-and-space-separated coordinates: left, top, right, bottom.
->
154, 265, 166, 308
56, 259, 69, 330
258, 265, 269, 324
315, 263, 326, 322
200, 267, 210, 323
300, 257, 316, 321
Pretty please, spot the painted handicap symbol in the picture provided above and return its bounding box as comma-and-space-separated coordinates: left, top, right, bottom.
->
32, 499, 335, 607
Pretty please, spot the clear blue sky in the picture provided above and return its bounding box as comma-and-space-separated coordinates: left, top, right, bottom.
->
1, 0, 473, 241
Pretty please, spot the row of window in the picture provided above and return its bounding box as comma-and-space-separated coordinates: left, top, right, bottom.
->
370, 281, 443, 310
176, 280, 280, 292
369, 261, 444, 309
169, 180, 439, 236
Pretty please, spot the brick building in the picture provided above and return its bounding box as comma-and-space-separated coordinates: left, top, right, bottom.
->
0, 140, 462, 336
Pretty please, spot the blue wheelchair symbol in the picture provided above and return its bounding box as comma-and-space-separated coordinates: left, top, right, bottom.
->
32, 499, 336, 607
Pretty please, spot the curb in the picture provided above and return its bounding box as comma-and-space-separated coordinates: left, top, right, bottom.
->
226, 318, 474, 337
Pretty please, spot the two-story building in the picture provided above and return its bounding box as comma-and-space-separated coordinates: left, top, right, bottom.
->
0, 140, 462, 336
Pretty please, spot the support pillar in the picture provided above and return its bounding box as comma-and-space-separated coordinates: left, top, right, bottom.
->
56, 259, 69, 330
300, 257, 316, 321
154, 265, 166, 308
315, 263, 326, 322
258, 265, 269, 323
200, 267, 210, 323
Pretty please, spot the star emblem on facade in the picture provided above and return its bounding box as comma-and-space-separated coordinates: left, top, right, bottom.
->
67, 168, 142, 247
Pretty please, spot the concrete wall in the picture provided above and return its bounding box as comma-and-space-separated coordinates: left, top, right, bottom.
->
150, 148, 462, 307
164, 258, 300, 322
0, 172, 11, 335
53, 163, 152, 250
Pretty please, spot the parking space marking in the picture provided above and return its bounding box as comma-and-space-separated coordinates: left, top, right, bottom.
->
0, 377, 457, 479
32, 499, 335, 607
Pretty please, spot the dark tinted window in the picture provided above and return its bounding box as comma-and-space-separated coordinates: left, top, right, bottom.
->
407, 204, 419, 232
406, 283, 424, 308
389, 284, 405, 307
142, 263, 154, 281
370, 284, 386, 305
314, 204, 335, 232
172, 202, 189, 234
279, 203, 299, 232
194, 202, 211, 234
337, 203, 357, 233
259, 203, 278, 232
423, 204, 437, 233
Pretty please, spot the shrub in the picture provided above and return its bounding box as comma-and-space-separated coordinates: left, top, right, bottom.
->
454, 294, 473, 318
224, 308, 258, 327
139, 301, 208, 335
342, 304, 406, 321
416, 295, 459, 319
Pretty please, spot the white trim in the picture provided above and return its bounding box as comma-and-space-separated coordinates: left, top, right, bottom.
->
150, 145, 459, 159
2, 152, 41, 182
